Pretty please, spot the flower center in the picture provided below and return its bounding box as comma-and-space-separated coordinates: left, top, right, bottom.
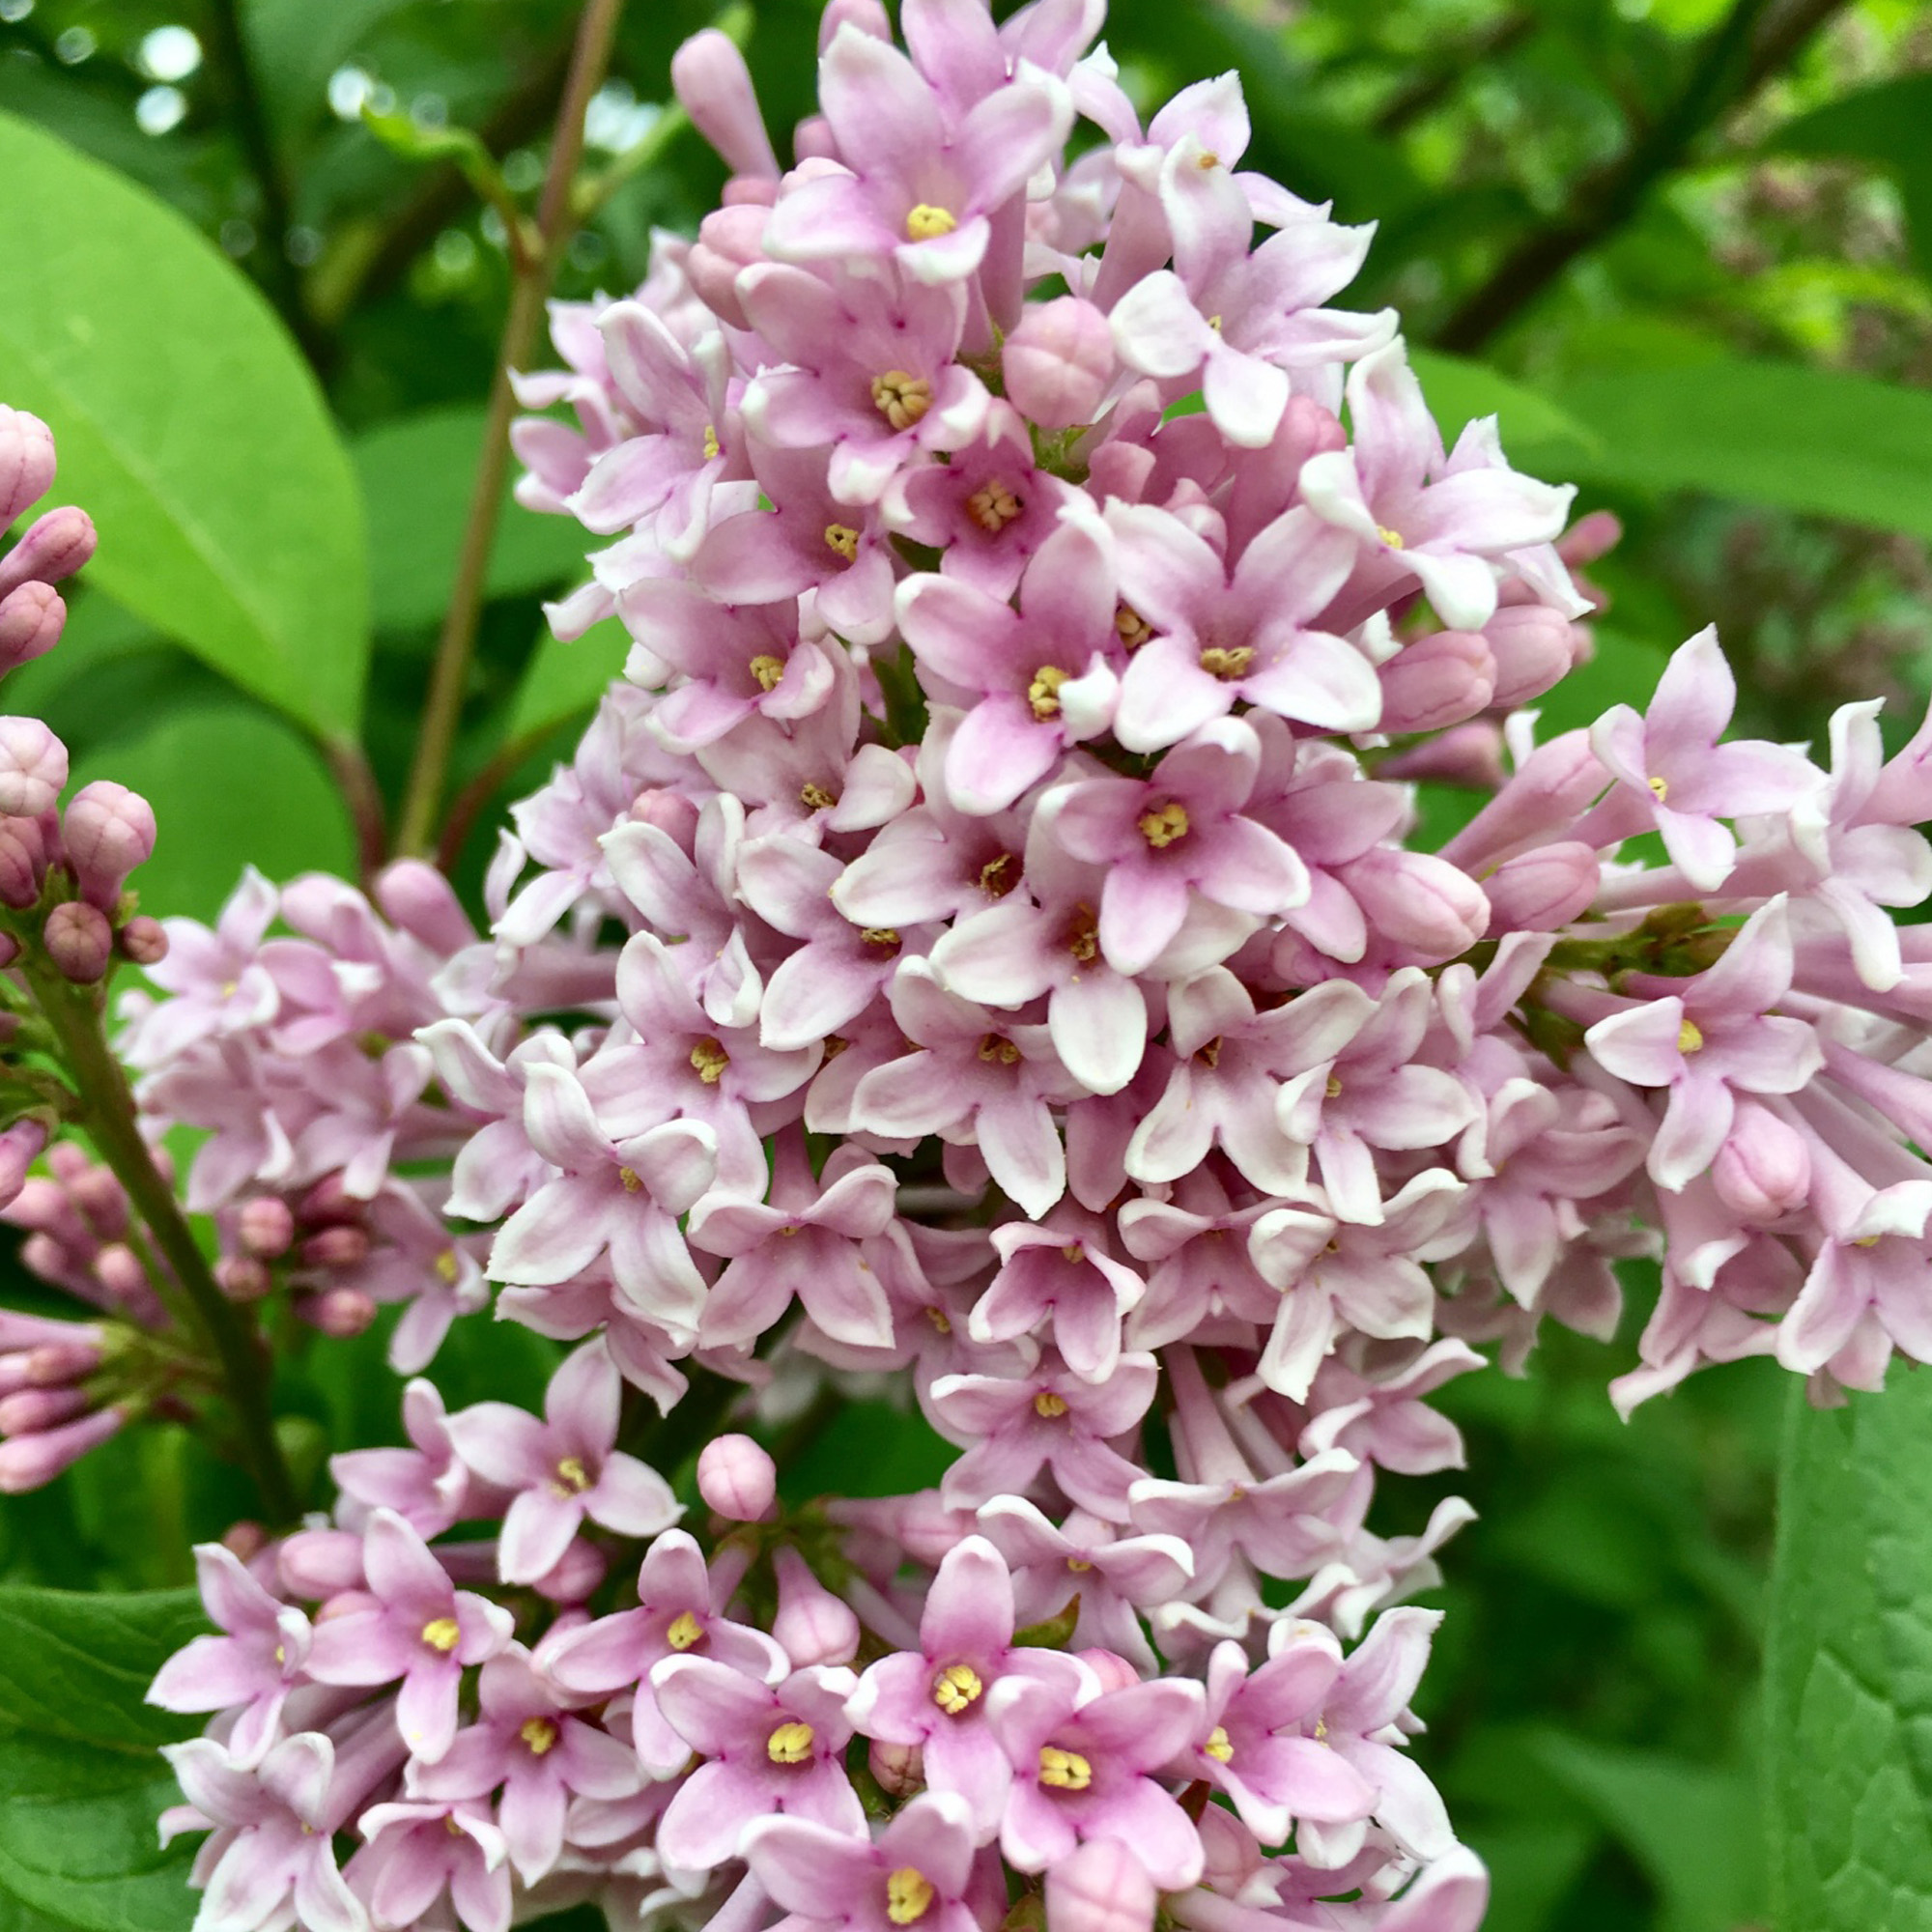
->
1066, 1555, 1092, 1572
667, 1610, 705, 1651
932, 1662, 983, 1714
905, 203, 957, 241
1065, 904, 1098, 964
802, 781, 839, 811
1678, 1018, 1704, 1054
1378, 525, 1405, 550
824, 523, 861, 560
521, 1717, 559, 1756
1138, 802, 1190, 849
872, 370, 934, 430
1029, 666, 1069, 720
1325, 1073, 1344, 1099
435, 1247, 460, 1284
862, 926, 902, 953
1198, 1037, 1223, 1069
980, 852, 1019, 898
1204, 1726, 1234, 1762
1034, 1390, 1069, 1418
1854, 1234, 1884, 1248
618, 1166, 642, 1193
978, 1033, 1021, 1065
767, 1719, 815, 1765
1649, 775, 1669, 802
420, 1616, 462, 1654
690, 1037, 730, 1085
926, 1305, 952, 1334
1199, 645, 1255, 681
553, 1455, 591, 1494
887, 1867, 936, 1925
1115, 603, 1152, 650
703, 424, 721, 460
750, 654, 786, 692
967, 478, 1022, 533
1039, 1745, 1093, 1791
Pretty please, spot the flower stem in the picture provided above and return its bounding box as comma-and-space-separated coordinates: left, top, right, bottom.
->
15, 951, 298, 1523
394, 0, 630, 860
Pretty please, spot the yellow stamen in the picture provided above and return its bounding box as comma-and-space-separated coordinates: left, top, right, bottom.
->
824, 523, 861, 561
1138, 802, 1190, 849
618, 1166, 642, 1193
1029, 666, 1070, 720
420, 1617, 462, 1654
862, 927, 902, 952
703, 424, 721, 461
1066, 1556, 1092, 1573
871, 370, 934, 431
932, 1662, 983, 1714
802, 781, 838, 811
1198, 1037, 1223, 1069
554, 1456, 591, 1493
1324, 1073, 1343, 1099
978, 1033, 1020, 1065
668, 1610, 705, 1651
750, 654, 786, 692
1199, 645, 1255, 681
1115, 604, 1152, 650
1207, 314, 1223, 333
1649, 775, 1669, 802
967, 478, 1023, 533
1678, 1018, 1704, 1054
980, 852, 1019, 898
905, 203, 958, 241
435, 1248, 460, 1284
926, 1305, 952, 1334
690, 1037, 729, 1085
1039, 1745, 1093, 1791
1378, 526, 1405, 550
1065, 904, 1098, 964
1854, 1234, 1884, 1248
768, 1720, 815, 1765
521, 1717, 559, 1756
1034, 1390, 1068, 1418
1197, 150, 1221, 170
1204, 1726, 1234, 1762
887, 1868, 936, 1925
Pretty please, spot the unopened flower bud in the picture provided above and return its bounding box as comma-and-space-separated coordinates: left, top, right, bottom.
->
0, 505, 98, 599
1044, 1837, 1158, 1932
671, 29, 779, 183
375, 860, 473, 955
91, 1242, 152, 1310
1378, 720, 1508, 789
298, 1285, 378, 1336
43, 900, 113, 982
868, 1738, 924, 1797
216, 1255, 272, 1301
24, 1337, 103, 1384
629, 786, 701, 851
0, 581, 67, 675
67, 1156, 129, 1235
1484, 603, 1577, 707
1005, 298, 1117, 430
279, 1528, 366, 1598
696, 1432, 778, 1520
818, 0, 890, 48
61, 781, 156, 910
117, 914, 168, 965
1556, 508, 1622, 567
687, 205, 769, 330
1482, 841, 1600, 932
1713, 1101, 1812, 1221
237, 1195, 296, 1259
1440, 728, 1606, 873
221, 1520, 270, 1564
1379, 631, 1496, 734
0, 720, 67, 821
300, 1224, 371, 1269
1344, 847, 1491, 960
0, 1385, 88, 1437
299, 1174, 362, 1228
0, 1118, 46, 1210
1072, 1647, 1141, 1693
0, 408, 57, 527
0, 1405, 124, 1493
772, 1546, 861, 1666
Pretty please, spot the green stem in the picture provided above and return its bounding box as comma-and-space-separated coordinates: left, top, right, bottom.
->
394, 0, 630, 860
15, 949, 298, 1523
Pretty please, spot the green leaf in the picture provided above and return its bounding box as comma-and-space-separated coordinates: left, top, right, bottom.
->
504, 615, 629, 745
1767, 77, 1932, 280
1407, 350, 1603, 475
72, 704, 357, 923
0, 1584, 206, 1932
1766, 1370, 1932, 1930
0, 111, 368, 736
355, 408, 594, 634
1556, 359, 1932, 542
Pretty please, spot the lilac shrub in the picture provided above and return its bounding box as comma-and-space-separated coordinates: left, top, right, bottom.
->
5, 2, 1932, 1928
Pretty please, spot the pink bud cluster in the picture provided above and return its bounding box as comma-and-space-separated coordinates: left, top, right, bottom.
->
113, 2, 1932, 1928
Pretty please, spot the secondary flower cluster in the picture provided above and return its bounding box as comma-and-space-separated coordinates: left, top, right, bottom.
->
0, 0, 1923, 1927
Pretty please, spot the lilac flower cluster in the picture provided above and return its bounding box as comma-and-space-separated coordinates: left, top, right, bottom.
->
0, 1, 1916, 1926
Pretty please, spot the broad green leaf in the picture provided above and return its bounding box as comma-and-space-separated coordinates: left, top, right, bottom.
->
1556, 360, 1932, 542
0, 112, 368, 736
1407, 350, 1602, 475
1766, 1370, 1932, 1931
1767, 77, 1932, 279
505, 615, 630, 745
73, 704, 356, 924
0, 1585, 205, 1932
1531, 627, 1671, 740
355, 408, 594, 634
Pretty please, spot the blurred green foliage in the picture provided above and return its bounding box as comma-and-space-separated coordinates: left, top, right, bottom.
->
3, 1, 1932, 1926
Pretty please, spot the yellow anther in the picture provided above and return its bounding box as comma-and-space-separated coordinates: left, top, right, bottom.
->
1198, 1037, 1223, 1069
446, 1813, 468, 1836
1034, 1390, 1069, 1418
1115, 604, 1152, 650
932, 1662, 983, 1714
887, 1867, 936, 1924
1324, 1074, 1343, 1099
1377, 526, 1405, 550
802, 781, 838, 811
521, 1717, 559, 1756
554, 1456, 591, 1493
926, 1305, 952, 1334
690, 1037, 730, 1085
273, 1643, 286, 1665
871, 370, 934, 431
768, 1720, 816, 1765
1038, 1745, 1093, 1791
1028, 666, 1070, 720
1854, 1234, 1884, 1248
1138, 802, 1190, 849
862, 927, 902, 952
905, 203, 958, 241
1065, 904, 1098, 964
1199, 645, 1255, 681
1204, 1726, 1234, 1762
1197, 150, 1221, 170
618, 1166, 642, 1193
967, 478, 1023, 533
667, 1610, 705, 1651
750, 654, 786, 692
978, 1032, 1021, 1065
435, 1248, 461, 1284
1207, 314, 1224, 333
1649, 775, 1669, 802
1678, 1018, 1704, 1055
1063, 1244, 1085, 1263
703, 424, 721, 461
1066, 1556, 1092, 1573
980, 852, 1020, 898
824, 523, 862, 561
420, 1617, 462, 1654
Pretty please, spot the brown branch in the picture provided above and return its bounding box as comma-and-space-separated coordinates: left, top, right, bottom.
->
1431, 0, 1851, 355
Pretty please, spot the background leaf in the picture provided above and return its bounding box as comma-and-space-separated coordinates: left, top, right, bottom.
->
1766, 1371, 1932, 1931
504, 615, 629, 746
0, 110, 368, 737
1767, 76, 1932, 281
1407, 349, 1603, 475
